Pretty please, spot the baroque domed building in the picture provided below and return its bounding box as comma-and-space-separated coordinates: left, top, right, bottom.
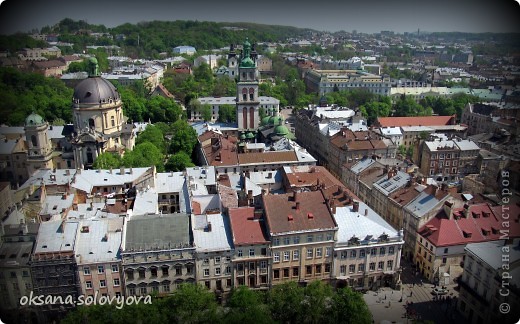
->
70, 58, 135, 169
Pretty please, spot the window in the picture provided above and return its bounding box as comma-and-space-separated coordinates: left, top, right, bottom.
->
349, 264, 355, 273
111, 116, 115, 127
163, 267, 169, 276
114, 278, 120, 286
203, 269, 210, 277
369, 262, 375, 271
316, 248, 322, 258
99, 280, 106, 288
316, 234, 323, 242
273, 238, 280, 246
274, 252, 280, 262
126, 269, 134, 280
260, 261, 267, 269
215, 256, 221, 264
350, 250, 357, 258
358, 264, 365, 272
387, 260, 393, 270
379, 247, 385, 255
150, 267, 158, 277
326, 233, 333, 241
273, 269, 280, 279
283, 237, 290, 245
306, 265, 312, 276
307, 235, 313, 242
203, 258, 209, 265
111, 264, 119, 272
163, 284, 170, 292
325, 247, 331, 257
140, 287, 147, 295
225, 266, 232, 274
129, 288, 135, 296
138, 269, 145, 279
439, 154, 445, 159
453, 161, 458, 166
83, 267, 91, 275
378, 261, 384, 270
86, 281, 92, 289
293, 267, 299, 276
307, 249, 313, 258
249, 249, 255, 257
98, 265, 105, 274
359, 249, 366, 258
388, 247, 395, 254
315, 265, 322, 274
446, 160, 450, 166
293, 236, 300, 244
283, 251, 290, 261
370, 248, 377, 255
293, 250, 299, 260
215, 267, 221, 276
237, 250, 243, 257
443, 248, 448, 254
340, 265, 347, 275
442, 257, 447, 264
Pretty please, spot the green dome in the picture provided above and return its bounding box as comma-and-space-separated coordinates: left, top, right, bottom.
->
246, 132, 255, 139
274, 124, 289, 136
240, 57, 255, 68
261, 116, 270, 125
240, 133, 246, 140
268, 116, 281, 125
25, 112, 44, 126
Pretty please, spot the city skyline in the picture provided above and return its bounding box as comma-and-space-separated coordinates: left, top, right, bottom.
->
0, 0, 519, 35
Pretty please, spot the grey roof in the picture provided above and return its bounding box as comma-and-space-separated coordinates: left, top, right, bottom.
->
73, 77, 120, 105
334, 201, 402, 245
124, 213, 191, 251
465, 241, 520, 270
75, 218, 123, 264
350, 158, 377, 174
72, 167, 151, 193
0, 139, 17, 155
132, 187, 158, 216
400, 126, 434, 132
0, 126, 24, 136
424, 140, 457, 152
186, 166, 216, 187
454, 139, 480, 151
20, 169, 76, 190
155, 172, 185, 193
0, 241, 34, 267
34, 220, 79, 254
39, 194, 75, 217
373, 171, 410, 196
192, 213, 233, 252
405, 190, 443, 218
47, 125, 65, 139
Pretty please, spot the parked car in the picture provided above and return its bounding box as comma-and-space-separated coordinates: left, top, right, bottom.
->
431, 287, 448, 295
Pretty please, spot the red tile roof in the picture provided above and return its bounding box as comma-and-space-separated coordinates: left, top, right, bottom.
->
418, 203, 520, 247
238, 151, 298, 165
283, 166, 343, 190
263, 191, 337, 234
199, 131, 239, 167
376, 115, 456, 127
228, 207, 269, 245
329, 129, 387, 151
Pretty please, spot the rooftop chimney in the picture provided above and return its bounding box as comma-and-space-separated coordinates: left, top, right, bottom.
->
293, 191, 298, 202
353, 201, 359, 212
364, 209, 368, 216
295, 201, 300, 211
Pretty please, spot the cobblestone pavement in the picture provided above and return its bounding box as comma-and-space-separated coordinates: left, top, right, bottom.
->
363, 259, 469, 324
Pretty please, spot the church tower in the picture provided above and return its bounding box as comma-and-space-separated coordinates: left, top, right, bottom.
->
236, 39, 260, 130
24, 112, 53, 175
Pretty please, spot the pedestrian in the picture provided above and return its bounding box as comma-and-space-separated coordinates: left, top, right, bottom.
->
410, 291, 413, 297
413, 282, 415, 287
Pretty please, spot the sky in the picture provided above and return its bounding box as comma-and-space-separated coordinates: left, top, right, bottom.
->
0, 0, 519, 35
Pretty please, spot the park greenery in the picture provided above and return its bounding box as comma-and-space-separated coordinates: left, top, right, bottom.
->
62, 281, 372, 324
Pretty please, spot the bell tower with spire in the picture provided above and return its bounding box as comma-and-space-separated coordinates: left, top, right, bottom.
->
236, 38, 260, 131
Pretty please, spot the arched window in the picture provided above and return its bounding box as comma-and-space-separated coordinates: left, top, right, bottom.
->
249, 107, 254, 129
86, 147, 93, 164
242, 108, 248, 129
249, 88, 254, 101
111, 116, 115, 127
89, 118, 95, 129
242, 88, 247, 101
30, 135, 37, 147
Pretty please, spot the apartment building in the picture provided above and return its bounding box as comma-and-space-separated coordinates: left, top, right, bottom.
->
75, 217, 124, 299
30, 220, 80, 318
192, 213, 233, 294
228, 207, 271, 289
420, 140, 460, 180
402, 185, 450, 261
0, 222, 39, 316
371, 170, 411, 217
122, 214, 195, 297
263, 191, 337, 285
156, 172, 185, 214
457, 241, 520, 324
304, 69, 391, 95
333, 201, 403, 290
415, 202, 517, 283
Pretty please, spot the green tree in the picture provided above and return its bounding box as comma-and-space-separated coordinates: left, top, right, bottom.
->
52, 118, 66, 126
165, 152, 195, 171
225, 286, 272, 324
135, 124, 166, 153
201, 103, 212, 122
168, 120, 198, 156
268, 281, 305, 323
92, 152, 122, 169
218, 104, 237, 123
303, 280, 334, 323
394, 96, 432, 117
329, 287, 372, 324
66, 59, 89, 73
162, 283, 220, 324
359, 99, 392, 125
122, 142, 165, 172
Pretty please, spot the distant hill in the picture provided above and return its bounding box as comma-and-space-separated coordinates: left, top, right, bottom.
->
38, 18, 318, 58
